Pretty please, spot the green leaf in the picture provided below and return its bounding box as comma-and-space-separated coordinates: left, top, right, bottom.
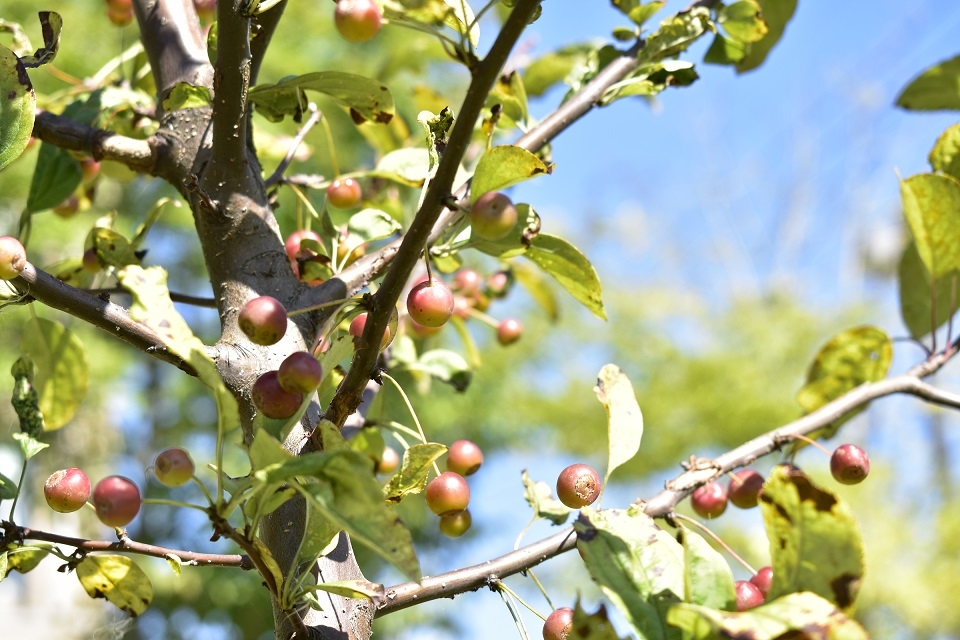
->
667, 592, 869, 640
704, 33, 749, 65
76, 555, 154, 616
486, 70, 528, 126
119, 266, 240, 439
382, 0, 479, 48
735, 0, 797, 73
249, 72, 394, 124
18, 12, 61, 68
609, 0, 665, 29
896, 54, 960, 111
418, 107, 455, 172
570, 600, 632, 640
21, 317, 88, 430
0, 471, 17, 499
345, 208, 402, 249
929, 122, 960, 181
575, 506, 684, 640
88, 227, 141, 268
370, 148, 431, 187
759, 466, 865, 610
252, 537, 285, 596
795, 326, 892, 435
898, 240, 958, 339
25, 142, 82, 213
470, 145, 552, 203
638, 8, 709, 64
0, 44, 35, 173
12, 432, 48, 460
472, 202, 541, 259
6, 544, 53, 575
416, 349, 472, 391
900, 173, 960, 278
718, 1, 768, 43
161, 82, 212, 112
521, 469, 571, 525
524, 234, 606, 320
306, 579, 385, 601
602, 60, 699, 102
523, 44, 595, 97
293, 500, 340, 577
10, 355, 45, 436
511, 259, 559, 321
593, 364, 643, 486
249, 428, 295, 472
678, 528, 735, 609
349, 427, 386, 466
164, 554, 182, 576
383, 443, 448, 502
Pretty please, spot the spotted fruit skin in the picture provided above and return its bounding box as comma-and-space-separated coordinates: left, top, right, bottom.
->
425, 471, 470, 516
556, 463, 602, 508
406, 280, 455, 328
44, 468, 92, 513
154, 448, 195, 487
830, 444, 870, 485
542, 608, 574, 640
238, 296, 288, 346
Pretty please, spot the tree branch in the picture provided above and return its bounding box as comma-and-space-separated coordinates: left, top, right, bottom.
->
321, 0, 545, 429
10, 262, 203, 375
374, 357, 960, 615
208, 1, 253, 183
32, 111, 156, 172
10, 524, 252, 569
250, 0, 288, 86
133, 0, 213, 101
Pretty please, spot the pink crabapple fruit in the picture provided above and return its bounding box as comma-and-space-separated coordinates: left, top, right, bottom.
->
377, 447, 400, 475
497, 318, 523, 346
406, 279, 455, 328
446, 440, 483, 476
326, 177, 363, 208
735, 580, 765, 611
728, 469, 764, 509
452, 268, 483, 295
438, 509, 472, 537
425, 471, 470, 516
408, 317, 443, 338
238, 296, 288, 346
105, 0, 134, 26
691, 481, 728, 519
93, 476, 141, 527
278, 351, 323, 394
830, 444, 870, 485
470, 192, 518, 241
0, 236, 27, 280
349, 312, 393, 350
154, 448, 195, 487
750, 566, 773, 598
333, 0, 382, 43
252, 371, 304, 419
556, 463, 602, 509
43, 468, 91, 513
285, 229, 323, 263
542, 607, 574, 640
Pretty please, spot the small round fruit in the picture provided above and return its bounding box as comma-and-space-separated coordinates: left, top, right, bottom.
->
252, 370, 304, 419
446, 440, 483, 476
44, 468, 91, 513
285, 229, 323, 263
82, 248, 101, 274
497, 318, 523, 346
326, 177, 362, 208
349, 312, 392, 350
556, 463, 602, 508
0, 236, 27, 280
470, 192, 518, 241
80, 157, 101, 185
453, 295, 474, 320
154, 448, 195, 487
691, 481, 727, 519
334, 0, 382, 43
486, 270, 511, 297
728, 469, 764, 509
542, 607, 574, 640
238, 296, 288, 346
406, 280, 455, 328
452, 269, 482, 295
377, 447, 400, 475
830, 444, 870, 485
750, 566, 773, 598
439, 509, 472, 537
425, 471, 470, 516
735, 580, 765, 611
106, 0, 134, 26
93, 476, 142, 527
52, 194, 80, 218
278, 351, 323, 394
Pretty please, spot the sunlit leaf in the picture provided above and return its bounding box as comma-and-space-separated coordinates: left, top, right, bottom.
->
521, 469, 571, 525
593, 364, 643, 486
307, 579, 385, 601
679, 528, 735, 609
0, 44, 35, 173
486, 70, 528, 126
900, 173, 960, 278
470, 145, 552, 203
575, 506, 684, 640
896, 54, 960, 111
345, 208, 401, 249
511, 259, 559, 321
704, 33, 749, 65
897, 240, 958, 339
12, 433, 48, 460
370, 148, 431, 186
668, 592, 869, 639
88, 227, 141, 268
638, 8, 709, 64
21, 317, 88, 430
929, 122, 960, 181
383, 443, 448, 502
523, 43, 595, 97
759, 466, 865, 610
5, 544, 53, 575
0, 471, 17, 500
735, 0, 797, 73
718, 0, 768, 43
76, 555, 154, 616
525, 234, 606, 320
249, 72, 394, 124
416, 349, 471, 391
162, 82, 212, 112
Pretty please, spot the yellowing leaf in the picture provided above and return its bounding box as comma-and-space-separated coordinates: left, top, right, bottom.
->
470, 145, 552, 203
249, 72, 394, 124
521, 470, 571, 525
897, 241, 958, 339
593, 364, 643, 486
384, 443, 447, 502
525, 234, 605, 320
76, 555, 153, 616
900, 173, 960, 278
20, 317, 88, 430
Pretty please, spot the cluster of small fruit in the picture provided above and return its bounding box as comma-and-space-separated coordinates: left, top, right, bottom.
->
285, 179, 365, 284
688, 443, 870, 611
41, 448, 194, 527
423, 440, 483, 537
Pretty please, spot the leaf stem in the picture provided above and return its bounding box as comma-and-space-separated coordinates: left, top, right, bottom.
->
671, 513, 756, 574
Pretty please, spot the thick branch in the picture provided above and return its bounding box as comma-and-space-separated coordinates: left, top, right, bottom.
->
321, 0, 545, 428
12, 525, 252, 569
32, 111, 156, 172
133, 0, 213, 100
10, 263, 202, 375
208, 1, 253, 182
375, 362, 960, 615
250, 0, 289, 85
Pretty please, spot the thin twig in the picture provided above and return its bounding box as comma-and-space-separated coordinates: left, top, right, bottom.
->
265, 105, 323, 188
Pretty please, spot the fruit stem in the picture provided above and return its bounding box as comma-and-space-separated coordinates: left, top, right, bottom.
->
465, 305, 501, 330
287, 295, 356, 317
494, 579, 546, 622
381, 372, 441, 477
377, 420, 422, 444
6, 458, 28, 522
790, 433, 832, 457
191, 476, 217, 507
671, 513, 757, 575
526, 569, 555, 613
320, 112, 341, 178
424, 252, 434, 285
264, 104, 323, 188
141, 498, 210, 512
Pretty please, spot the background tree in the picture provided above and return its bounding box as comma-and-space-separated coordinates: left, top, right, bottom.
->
2, 1, 960, 639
